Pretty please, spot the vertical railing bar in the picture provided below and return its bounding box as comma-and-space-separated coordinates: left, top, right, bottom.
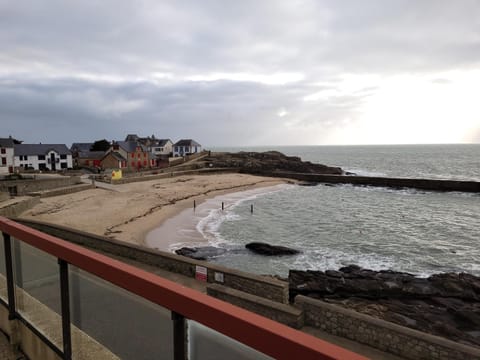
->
59, 259, 72, 360
2, 232, 16, 320
172, 311, 187, 360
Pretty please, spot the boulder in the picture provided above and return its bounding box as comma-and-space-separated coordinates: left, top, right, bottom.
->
175, 246, 226, 260
245, 242, 300, 256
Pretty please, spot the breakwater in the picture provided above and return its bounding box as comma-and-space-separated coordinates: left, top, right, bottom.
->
261, 171, 480, 192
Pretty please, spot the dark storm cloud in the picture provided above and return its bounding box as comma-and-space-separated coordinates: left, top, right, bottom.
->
1, 0, 479, 144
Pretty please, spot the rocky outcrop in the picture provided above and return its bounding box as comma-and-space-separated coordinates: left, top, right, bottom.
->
289, 265, 480, 347
200, 151, 343, 175
175, 246, 226, 260
246, 242, 300, 256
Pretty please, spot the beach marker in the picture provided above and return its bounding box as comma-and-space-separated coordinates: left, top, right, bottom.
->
222, 202, 224, 211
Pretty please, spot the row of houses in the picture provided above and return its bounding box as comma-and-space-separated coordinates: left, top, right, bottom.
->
0, 136, 202, 173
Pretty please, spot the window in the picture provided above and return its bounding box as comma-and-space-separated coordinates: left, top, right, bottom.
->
131, 161, 135, 167
143, 160, 147, 166
38, 155, 46, 160
138, 153, 141, 158
61, 162, 67, 169
144, 153, 147, 158
1, 157, 6, 165
60, 154, 67, 159
0, 148, 5, 154
131, 153, 135, 158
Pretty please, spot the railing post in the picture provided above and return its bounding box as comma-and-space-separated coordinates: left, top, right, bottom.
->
172, 311, 187, 360
59, 259, 72, 360
2, 232, 16, 320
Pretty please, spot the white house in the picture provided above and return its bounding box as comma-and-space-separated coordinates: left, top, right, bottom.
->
173, 139, 202, 157
150, 139, 173, 157
14, 144, 73, 171
0, 138, 15, 174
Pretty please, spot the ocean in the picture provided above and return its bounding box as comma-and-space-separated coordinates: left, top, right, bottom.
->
147, 144, 480, 278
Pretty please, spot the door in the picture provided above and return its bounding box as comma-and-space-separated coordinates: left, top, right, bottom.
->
50, 153, 56, 171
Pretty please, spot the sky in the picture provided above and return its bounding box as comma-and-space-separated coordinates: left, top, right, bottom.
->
1, 0, 480, 146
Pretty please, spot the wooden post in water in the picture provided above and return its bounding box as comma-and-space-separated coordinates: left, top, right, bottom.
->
194, 200, 196, 210
251, 204, 254, 214
222, 202, 224, 211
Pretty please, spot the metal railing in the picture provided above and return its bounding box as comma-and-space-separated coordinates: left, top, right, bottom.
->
0, 216, 366, 360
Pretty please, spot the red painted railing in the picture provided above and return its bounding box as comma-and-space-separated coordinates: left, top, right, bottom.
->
0, 216, 367, 360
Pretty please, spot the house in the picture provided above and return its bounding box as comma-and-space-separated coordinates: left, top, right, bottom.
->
13, 144, 73, 171
104, 141, 155, 171
173, 139, 202, 157
100, 151, 127, 170
150, 139, 173, 158
76, 151, 105, 169
0, 137, 15, 174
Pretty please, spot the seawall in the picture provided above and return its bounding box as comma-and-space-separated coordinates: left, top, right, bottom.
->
261, 171, 480, 193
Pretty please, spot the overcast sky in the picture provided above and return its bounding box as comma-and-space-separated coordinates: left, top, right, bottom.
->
1, 0, 480, 146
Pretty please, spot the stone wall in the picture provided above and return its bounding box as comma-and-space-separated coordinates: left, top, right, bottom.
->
0, 192, 9, 202
0, 176, 82, 195
295, 295, 480, 360
14, 219, 289, 304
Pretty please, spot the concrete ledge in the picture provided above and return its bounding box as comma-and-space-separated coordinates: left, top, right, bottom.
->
14, 219, 289, 304
29, 183, 95, 198
207, 283, 303, 329
295, 295, 480, 360
0, 197, 40, 217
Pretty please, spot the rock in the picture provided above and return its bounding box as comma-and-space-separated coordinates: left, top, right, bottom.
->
245, 242, 300, 256
175, 246, 226, 260
289, 266, 480, 346
200, 151, 343, 175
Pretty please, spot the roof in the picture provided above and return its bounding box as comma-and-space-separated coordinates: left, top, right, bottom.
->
124, 134, 139, 142
14, 144, 71, 156
114, 141, 148, 153
102, 151, 127, 162
0, 138, 14, 148
77, 151, 105, 159
156, 139, 172, 146
71, 143, 93, 152
174, 139, 201, 147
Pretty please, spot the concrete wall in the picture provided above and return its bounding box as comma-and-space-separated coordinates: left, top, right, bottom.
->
0, 176, 81, 195
0, 197, 40, 217
14, 219, 289, 304
0, 192, 9, 202
295, 296, 480, 360
207, 284, 303, 329
262, 172, 480, 193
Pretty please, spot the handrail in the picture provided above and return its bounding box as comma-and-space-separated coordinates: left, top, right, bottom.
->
0, 216, 367, 360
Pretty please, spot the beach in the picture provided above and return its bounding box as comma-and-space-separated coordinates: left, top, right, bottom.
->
19, 173, 289, 247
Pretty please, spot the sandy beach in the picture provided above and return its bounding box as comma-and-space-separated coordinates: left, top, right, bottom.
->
19, 173, 289, 247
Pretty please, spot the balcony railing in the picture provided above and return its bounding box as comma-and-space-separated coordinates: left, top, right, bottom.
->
0, 216, 366, 360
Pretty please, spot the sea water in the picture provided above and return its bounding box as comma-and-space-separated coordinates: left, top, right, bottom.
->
151, 144, 480, 278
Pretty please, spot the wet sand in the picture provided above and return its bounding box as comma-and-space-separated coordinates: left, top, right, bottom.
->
20, 173, 290, 247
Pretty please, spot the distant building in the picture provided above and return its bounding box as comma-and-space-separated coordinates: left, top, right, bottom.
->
101, 151, 127, 170
173, 139, 202, 157
104, 141, 155, 171
150, 139, 173, 157
76, 151, 105, 168
0, 137, 15, 174
13, 144, 73, 171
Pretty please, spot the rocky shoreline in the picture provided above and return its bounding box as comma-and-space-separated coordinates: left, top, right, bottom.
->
175, 244, 480, 347
289, 265, 480, 347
